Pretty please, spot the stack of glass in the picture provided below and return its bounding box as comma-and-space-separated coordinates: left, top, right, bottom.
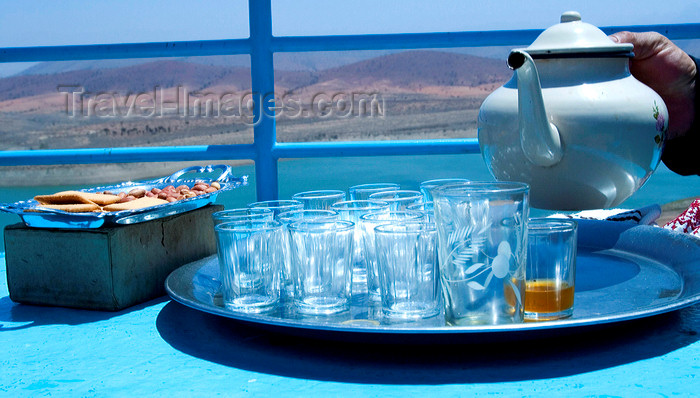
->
212, 178, 578, 326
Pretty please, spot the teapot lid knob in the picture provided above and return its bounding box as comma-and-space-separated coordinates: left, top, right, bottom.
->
522, 10, 632, 55
560, 11, 581, 23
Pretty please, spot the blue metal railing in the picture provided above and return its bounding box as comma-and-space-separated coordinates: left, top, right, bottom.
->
1, 0, 699, 199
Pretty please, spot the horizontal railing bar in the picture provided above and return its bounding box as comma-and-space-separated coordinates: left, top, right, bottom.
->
0, 139, 480, 166
273, 23, 700, 52
0, 39, 252, 63
600, 23, 700, 38
272, 30, 542, 52
0, 145, 257, 166
2, 23, 698, 63
272, 139, 480, 158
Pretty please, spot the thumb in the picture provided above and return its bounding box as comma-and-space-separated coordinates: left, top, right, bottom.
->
609, 31, 635, 44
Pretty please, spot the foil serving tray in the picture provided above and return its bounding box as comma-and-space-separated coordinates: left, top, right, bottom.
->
0, 164, 247, 229
165, 220, 700, 341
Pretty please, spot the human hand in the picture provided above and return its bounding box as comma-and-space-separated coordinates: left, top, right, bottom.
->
610, 31, 696, 140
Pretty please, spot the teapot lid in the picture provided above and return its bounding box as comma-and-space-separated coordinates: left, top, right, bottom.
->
523, 11, 633, 57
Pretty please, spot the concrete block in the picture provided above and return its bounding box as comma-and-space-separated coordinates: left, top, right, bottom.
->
3, 204, 223, 311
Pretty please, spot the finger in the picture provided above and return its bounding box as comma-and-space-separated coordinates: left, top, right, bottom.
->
609, 31, 666, 61
609, 31, 635, 44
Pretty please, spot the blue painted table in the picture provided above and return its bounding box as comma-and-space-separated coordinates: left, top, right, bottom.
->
1, 249, 699, 397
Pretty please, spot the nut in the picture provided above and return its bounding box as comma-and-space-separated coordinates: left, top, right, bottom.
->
119, 195, 136, 203
210, 182, 221, 190
128, 188, 147, 198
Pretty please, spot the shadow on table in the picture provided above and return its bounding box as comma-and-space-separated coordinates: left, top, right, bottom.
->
156, 301, 700, 384
0, 295, 169, 331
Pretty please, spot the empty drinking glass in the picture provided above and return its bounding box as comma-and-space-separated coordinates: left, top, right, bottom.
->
247, 200, 304, 217
368, 190, 423, 211
276, 210, 339, 223
215, 219, 284, 313
406, 201, 435, 224
331, 200, 391, 294
287, 220, 355, 315
375, 222, 440, 321
212, 208, 274, 225
419, 178, 470, 202
359, 210, 425, 300
433, 181, 529, 325
275, 209, 340, 300
292, 190, 347, 210
348, 183, 400, 201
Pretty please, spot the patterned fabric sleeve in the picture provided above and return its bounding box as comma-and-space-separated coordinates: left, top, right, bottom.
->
661, 55, 700, 176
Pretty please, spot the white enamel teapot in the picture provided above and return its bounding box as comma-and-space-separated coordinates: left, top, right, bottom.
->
477, 11, 668, 210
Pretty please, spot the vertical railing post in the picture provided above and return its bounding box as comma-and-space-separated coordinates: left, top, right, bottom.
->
249, 0, 278, 200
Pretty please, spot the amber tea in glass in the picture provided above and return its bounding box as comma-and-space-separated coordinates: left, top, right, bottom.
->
525, 280, 575, 315
525, 218, 577, 321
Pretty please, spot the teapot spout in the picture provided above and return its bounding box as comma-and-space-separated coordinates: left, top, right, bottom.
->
508, 50, 563, 167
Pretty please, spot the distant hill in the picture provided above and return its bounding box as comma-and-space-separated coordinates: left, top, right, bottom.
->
6, 38, 700, 78
11, 48, 512, 78
18, 58, 167, 76
0, 50, 511, 103
16, 51, 400, 76
317, 50, 508, 87
0, 60, 252, 101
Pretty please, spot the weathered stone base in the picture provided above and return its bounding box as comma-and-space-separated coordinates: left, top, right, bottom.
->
4, 205, 222, 311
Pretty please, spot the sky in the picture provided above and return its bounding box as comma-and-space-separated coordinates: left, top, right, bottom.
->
0, 0, 697, 75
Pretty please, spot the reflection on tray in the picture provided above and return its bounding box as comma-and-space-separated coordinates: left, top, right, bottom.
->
576, 252, 641, 291
166, 221, 700, 337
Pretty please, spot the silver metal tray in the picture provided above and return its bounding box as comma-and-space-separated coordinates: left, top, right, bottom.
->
0, 164, 247, 229
165, 219, 700, 340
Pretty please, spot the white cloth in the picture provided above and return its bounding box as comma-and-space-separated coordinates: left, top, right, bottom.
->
549, 204, 662, 225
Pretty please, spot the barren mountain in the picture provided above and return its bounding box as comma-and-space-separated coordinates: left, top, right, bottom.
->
316, 50, 509, 88
0, 60, 252, 102
0, 50, 510, 106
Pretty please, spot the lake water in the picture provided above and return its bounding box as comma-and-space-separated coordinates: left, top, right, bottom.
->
2, 154, 700, 242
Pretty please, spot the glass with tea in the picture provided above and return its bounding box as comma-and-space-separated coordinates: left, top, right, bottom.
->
525, 218, 578, 321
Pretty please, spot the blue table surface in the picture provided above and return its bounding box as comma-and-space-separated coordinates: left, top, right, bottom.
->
1, 249, 699, 397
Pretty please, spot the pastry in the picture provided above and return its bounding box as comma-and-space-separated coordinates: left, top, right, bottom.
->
33, 203, 101, 213
34, 191, 120, 206
102, 197, 168, 211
